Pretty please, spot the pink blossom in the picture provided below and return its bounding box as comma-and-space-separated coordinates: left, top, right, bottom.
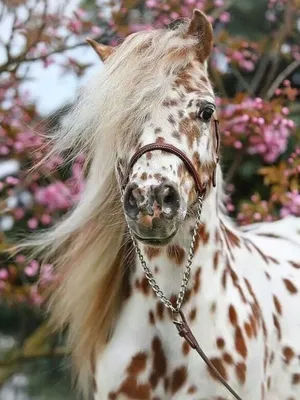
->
91, 26, 103, 36
0, 269, 9, 280
27, 218, 38, 229
16, 255, 26, 263
6, 176, 19, 185
14, 208, 25, 220
68, 19, 83, 33
220, 12, 231, 23
40, 264, 56, 284
24, 260, 39, 277
40, 214, 52, 225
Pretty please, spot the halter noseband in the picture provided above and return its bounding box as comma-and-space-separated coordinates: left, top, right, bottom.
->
121, 119, 220, 195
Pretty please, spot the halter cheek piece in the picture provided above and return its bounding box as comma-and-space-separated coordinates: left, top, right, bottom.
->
119, 120, 242, 400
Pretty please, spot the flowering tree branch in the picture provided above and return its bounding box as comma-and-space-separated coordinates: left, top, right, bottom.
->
266, 59, 300, 100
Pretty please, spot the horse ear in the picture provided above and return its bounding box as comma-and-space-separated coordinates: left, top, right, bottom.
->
187, 9, 213, 62
86, 38, 114, 61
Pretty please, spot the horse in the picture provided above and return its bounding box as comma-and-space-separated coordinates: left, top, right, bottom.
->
33, 9, 300, 400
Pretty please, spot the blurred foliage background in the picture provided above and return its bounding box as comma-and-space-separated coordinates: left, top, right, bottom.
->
0, 0, 299, 398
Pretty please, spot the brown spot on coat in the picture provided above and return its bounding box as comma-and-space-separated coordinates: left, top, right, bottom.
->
156, 136, 165, 144
211, 302, 217, 314
224, 225, 241, 248
168, 114, 176, 125
194, 268, 201, 292
292, 373, 300, 384
171, 366, 187, 394
216, 337, 225, 349
167, 245, 186, 265
172, 131, 181, 141
289, 261, 300, 269
244, 322, 252, 338
127, 353, 147, 375
189, 308, 197, 321
273, 295, 282, 315
187, 385, 197, 394
196, 224, 210, 248
229, 305, 238, 326
163, 98, 178, 107
223, 352, 233, 364
236, 362, 246, 384
182, 341, 190, 355
207, 358, 228, 381
150, 337, 167, 388
235, 326, 247, 358
213, 251, 220, 270
283, 346, 295, 364
222, 269, 227, 289
141, 276, 150, 295
283, 279, 298, 294
156, 302, 164, 320
149, 311, 155, 325
273, 314, 281, 340
118, 376, 151, 399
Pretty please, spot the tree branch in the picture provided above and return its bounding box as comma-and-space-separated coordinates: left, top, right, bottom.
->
0, 347, 69, 367
0, 41, 88, 73
265, 59, 300, 100
231, 67, 252, 92
225, 147, 247, 184
250, 53, 269, 96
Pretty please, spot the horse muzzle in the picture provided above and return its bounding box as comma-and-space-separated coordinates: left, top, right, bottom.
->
123, 180, 181, 246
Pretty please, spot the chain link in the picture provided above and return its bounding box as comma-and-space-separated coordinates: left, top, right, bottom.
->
127, 195, 204, 314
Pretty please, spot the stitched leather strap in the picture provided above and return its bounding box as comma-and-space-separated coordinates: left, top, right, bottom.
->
123, 143, 206, 194
173, 310, 243, 400
121, 119, 220, 193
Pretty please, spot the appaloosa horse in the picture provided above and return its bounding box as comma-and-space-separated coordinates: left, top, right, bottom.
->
36, 9, 300, 400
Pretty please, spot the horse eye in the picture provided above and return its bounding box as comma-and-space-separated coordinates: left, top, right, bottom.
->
198, 107, 214, 122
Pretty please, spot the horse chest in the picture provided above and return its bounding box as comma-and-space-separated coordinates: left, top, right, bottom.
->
94, 274, 266, 399
94, 226, 300, 400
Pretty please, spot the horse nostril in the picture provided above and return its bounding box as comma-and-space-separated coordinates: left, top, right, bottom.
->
128, 192, 137, 207
123, 183, 141, 219
163, 186, 178, 205
159, 183, 180, 217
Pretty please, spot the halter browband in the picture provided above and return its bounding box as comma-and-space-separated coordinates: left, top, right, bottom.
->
122, 119, 220, 195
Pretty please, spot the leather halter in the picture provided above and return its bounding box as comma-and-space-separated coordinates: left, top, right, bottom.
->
121, 119, 220, 195
120, 119, 242, 400
123, 142, 206, 194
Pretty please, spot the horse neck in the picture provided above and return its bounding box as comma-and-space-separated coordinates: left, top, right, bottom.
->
129, 172, 231, 302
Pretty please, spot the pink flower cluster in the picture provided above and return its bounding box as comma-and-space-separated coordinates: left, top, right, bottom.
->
220, 97, 295, 163
34, 160, 85, 212
281, 191, 300, 217
226, 42, 258, 72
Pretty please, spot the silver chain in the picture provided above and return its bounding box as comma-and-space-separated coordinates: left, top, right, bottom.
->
127, 195, 204, 314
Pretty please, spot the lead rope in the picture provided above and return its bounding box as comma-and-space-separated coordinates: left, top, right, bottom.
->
125, 195, 243, 400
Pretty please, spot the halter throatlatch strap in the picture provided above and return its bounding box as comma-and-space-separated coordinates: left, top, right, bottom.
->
173, 310, 243, 400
